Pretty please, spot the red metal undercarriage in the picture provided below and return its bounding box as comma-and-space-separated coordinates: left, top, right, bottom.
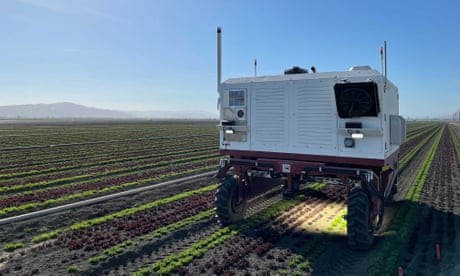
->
218, 149, 400, 227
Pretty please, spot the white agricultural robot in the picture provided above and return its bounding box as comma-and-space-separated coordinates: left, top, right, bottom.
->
215, 27, 406, 249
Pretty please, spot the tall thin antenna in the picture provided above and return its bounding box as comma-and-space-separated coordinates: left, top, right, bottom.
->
254, 58, 257, 77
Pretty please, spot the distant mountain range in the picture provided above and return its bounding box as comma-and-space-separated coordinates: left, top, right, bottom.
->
0, 102, 218, 119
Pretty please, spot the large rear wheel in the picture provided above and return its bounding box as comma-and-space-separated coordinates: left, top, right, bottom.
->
216, 176, 247, 225
347, 189, 374, 250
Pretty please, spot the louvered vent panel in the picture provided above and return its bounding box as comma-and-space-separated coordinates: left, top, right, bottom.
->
252, 84, 288, 146
294, 84, 336, 149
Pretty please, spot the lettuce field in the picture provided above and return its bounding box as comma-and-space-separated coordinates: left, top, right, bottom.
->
0, 120, 459, 275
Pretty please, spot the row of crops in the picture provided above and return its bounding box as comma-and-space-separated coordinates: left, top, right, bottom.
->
0, 120, 437, 219
0, 123, 216, 148
0, 122, 220, 217
1, 120, 457, 276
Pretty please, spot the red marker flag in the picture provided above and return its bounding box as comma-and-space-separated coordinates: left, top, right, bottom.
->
380, 47, 384, 56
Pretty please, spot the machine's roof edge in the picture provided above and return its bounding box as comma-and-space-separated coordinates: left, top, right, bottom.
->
224, 68, 380, 83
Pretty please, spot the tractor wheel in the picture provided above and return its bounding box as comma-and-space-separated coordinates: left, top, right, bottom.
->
347, 189, 374, 250
216, 176, 247, 225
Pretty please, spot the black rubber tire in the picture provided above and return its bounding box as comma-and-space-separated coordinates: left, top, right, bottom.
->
347, 189, 374, 250
215, 176, 246, 225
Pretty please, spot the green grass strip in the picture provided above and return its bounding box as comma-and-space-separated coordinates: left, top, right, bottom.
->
31, 183, 217, 243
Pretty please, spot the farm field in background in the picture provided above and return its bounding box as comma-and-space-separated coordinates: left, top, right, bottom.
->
0, 121, 219, 218
0, 120, 459, 275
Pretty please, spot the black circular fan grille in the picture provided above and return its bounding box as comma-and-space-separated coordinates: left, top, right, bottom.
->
338, 88, 373, 117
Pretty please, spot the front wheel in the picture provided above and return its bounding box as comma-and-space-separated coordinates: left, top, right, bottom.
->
347, 189, 374, 250
215, 176, 247, 225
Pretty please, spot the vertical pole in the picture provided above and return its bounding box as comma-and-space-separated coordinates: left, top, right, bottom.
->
384, 40, 387, 92
384, 40, 387, 79
217, 27, 222, 94
254, 58, 257, 77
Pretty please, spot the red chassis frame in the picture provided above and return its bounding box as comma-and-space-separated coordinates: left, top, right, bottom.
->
217, 149, 399, 229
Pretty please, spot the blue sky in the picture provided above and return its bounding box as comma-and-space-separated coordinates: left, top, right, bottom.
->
1, 0, 459, 118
